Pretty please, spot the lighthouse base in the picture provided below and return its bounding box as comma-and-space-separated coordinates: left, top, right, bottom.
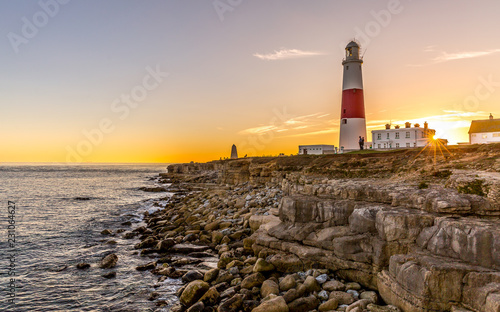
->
339, 118, 367, 151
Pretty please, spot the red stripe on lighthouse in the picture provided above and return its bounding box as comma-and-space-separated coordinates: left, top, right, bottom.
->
341, 89, 365, 119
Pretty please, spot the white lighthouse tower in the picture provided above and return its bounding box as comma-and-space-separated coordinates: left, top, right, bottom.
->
339, 41, 367, 151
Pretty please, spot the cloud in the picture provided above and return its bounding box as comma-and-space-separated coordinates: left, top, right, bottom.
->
239, 125, 278, 135
238, 112, 332, 136
408, 48, 500, 66
253, 48, 326, 61
432, 49, 500, 63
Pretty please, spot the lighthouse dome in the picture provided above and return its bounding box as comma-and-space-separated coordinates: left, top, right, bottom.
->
346, 41, 359, 48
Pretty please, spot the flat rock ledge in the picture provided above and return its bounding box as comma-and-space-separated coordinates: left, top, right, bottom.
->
249, 176, 500, 312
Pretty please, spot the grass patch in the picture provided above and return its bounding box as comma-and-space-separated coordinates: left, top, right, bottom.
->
457, 180, 488, 196
432, 170, 452, 178
418, 181, 429, 189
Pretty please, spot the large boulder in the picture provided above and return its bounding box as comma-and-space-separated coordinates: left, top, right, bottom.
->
182, 270, 204, 283
251, 296, 289, 312
303, 276, 321, 293
199, 287, 220, 306
261, 279, 279, 298
241, 272, 265, 289
156, 238, 175, 251
218, 294, 244, 312
318, 298, 339, 312
253, 258, 275, 272
287, 295, 319, 312
180, 280, 210, 307
279, 275, 297, 292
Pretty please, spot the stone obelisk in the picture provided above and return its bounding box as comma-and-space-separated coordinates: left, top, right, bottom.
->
230, 144, 238, 159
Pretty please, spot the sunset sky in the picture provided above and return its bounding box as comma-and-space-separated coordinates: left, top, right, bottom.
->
1, 0, 499, 163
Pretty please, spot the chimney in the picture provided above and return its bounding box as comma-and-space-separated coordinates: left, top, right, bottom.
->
490, 113, 494, 120
405, 122, 411, 128
395, 125, 400, 129
414, 123, 420, 128
424, 121, 428, 130
385, 124, 391, 130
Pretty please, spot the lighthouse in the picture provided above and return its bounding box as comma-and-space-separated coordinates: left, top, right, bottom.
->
339, 41, 367, 151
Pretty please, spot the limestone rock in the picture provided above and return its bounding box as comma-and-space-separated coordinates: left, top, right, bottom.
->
186, 302, 204, 312
303, 275, 321, 293
287, 295, 319, 312
318, 298, 339, 312
76, 262, 90, 270
218, 294, 243, 312
180, 280, 210, 307
253, 258, 275, 272
204, 268, 220, 283
215, 270, 234, 285
199, 287, 220, 306
99, 254, 118, 269
346, 299, 371, 312
279, 275, 297, 292
156, 239, 175, 252
251, 296, 289, 312
261, 279, 279, 298
182, 270, 204, 283
323, 280, 345, 291
268, 253, 303, 273
241, 273, 265, 289
329, 291, 354, 305
360, 290, 378, 304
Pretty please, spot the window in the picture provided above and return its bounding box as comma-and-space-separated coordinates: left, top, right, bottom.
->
493, 133, 500, 137
482, 134, 488, 139
472, 134, 476, 137
386, 133, 390, 139
396, 143, 400, 148
406, 143, 410, 147
346, 66, 349, 70
395, 132, 400, 139
406, 132, 410, 138
414, 143, 417, 147
378, 144, 381, 148
377, 133, 381, 140
343, 109, 346, 114
342, 119, 347, 124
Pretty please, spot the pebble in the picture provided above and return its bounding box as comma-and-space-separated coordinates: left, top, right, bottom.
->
315, 273, 328, 284
317, 290, 329, 301
346, 289, 359, 300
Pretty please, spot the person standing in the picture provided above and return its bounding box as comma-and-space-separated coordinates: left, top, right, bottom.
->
361, 137, 365, 150
359, 136, 363, 150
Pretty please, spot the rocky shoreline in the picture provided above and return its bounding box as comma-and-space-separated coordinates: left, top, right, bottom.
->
127, 172, 399, 312
78, 144, 500, 312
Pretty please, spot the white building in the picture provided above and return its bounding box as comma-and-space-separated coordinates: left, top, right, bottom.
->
298, 145, 335, 155
469, 114, 500, 144
371, 122, 443, 150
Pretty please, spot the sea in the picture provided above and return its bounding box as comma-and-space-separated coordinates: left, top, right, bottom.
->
0, 163, 183, 312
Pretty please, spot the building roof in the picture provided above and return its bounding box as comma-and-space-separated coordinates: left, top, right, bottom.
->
468, 119, 500, 134
299, 144, 335, 148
